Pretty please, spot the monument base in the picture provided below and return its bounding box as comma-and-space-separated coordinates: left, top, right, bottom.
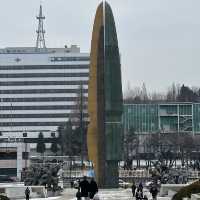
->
105, 161, 119, 188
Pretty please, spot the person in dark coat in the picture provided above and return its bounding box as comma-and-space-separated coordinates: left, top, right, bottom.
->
76, 188, 82, 200
89, 178, 98, 199
25, 187, 30, 200
143, 195, 148, 200
150, 185, 158, 200
79, 176, 90, 199
131, 181, 136, 197
135, 188, 143, 200
70, 180, 74, 188
138, 182, 143, 192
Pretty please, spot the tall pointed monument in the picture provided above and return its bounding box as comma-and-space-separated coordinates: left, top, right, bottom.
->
87, 1, 123, 188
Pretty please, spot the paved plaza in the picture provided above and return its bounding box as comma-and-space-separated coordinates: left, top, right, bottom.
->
58, 188, 170, 200
61, 188, 133, 200
18, 188, 138, 200
17, 187, 171, 200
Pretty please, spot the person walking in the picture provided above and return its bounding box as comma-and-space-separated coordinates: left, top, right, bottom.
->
76, 188, 82, 200
131, 181, 136, 197
70, 180, 74, 188
135, 188, 143, 200
79, 176, 90, 200
93, 193, 100, 200
138, 182, 143, 192
25, 187, 30, 200
143, 195, 148, 200
150, 185, 158, 200
89, 178, 98, 199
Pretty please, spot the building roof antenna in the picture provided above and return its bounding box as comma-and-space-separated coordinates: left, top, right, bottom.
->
35, 4, 47, 51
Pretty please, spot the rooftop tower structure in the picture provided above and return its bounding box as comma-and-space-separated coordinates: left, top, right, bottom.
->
36, 5, 46, 51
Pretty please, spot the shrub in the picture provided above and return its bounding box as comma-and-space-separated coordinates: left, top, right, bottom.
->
172, 181, 200, 200
0, 194, 10, 200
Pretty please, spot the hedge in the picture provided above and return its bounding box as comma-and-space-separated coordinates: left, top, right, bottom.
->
172, 181, 200, 200
0, 195, 10, 200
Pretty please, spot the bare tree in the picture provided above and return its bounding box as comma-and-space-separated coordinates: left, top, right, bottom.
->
58, 120, 73, 156
124, 82, 200, 103
149, 91, 166, 102
70, 84, 88, 165
141, 82, 149, 102
124, 127, 140, 169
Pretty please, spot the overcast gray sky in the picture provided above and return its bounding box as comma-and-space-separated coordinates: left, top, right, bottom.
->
0, 0, 200, 93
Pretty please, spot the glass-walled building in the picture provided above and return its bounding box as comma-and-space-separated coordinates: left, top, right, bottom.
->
123, 103, 200, 135
123, 104, 158, 133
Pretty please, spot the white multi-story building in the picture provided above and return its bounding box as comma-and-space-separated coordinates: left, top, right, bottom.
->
0, 4, 89, 145
0, 46, 89, 140
0, 5, 89, 178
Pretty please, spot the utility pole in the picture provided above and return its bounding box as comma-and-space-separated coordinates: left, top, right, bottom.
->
79, 84, 84, 169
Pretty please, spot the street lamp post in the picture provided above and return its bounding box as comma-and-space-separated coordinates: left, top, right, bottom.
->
79, 84, 84, 169
23, 132, 28, 169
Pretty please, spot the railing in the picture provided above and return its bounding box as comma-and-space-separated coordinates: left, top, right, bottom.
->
62, 169, 200, 180
63, 170, 85, 178
63, 169, 150, 178
188, 171, 200, 179
119, 170, 150, 178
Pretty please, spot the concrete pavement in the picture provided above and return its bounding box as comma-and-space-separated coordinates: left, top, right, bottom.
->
17, 188, 171, 200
